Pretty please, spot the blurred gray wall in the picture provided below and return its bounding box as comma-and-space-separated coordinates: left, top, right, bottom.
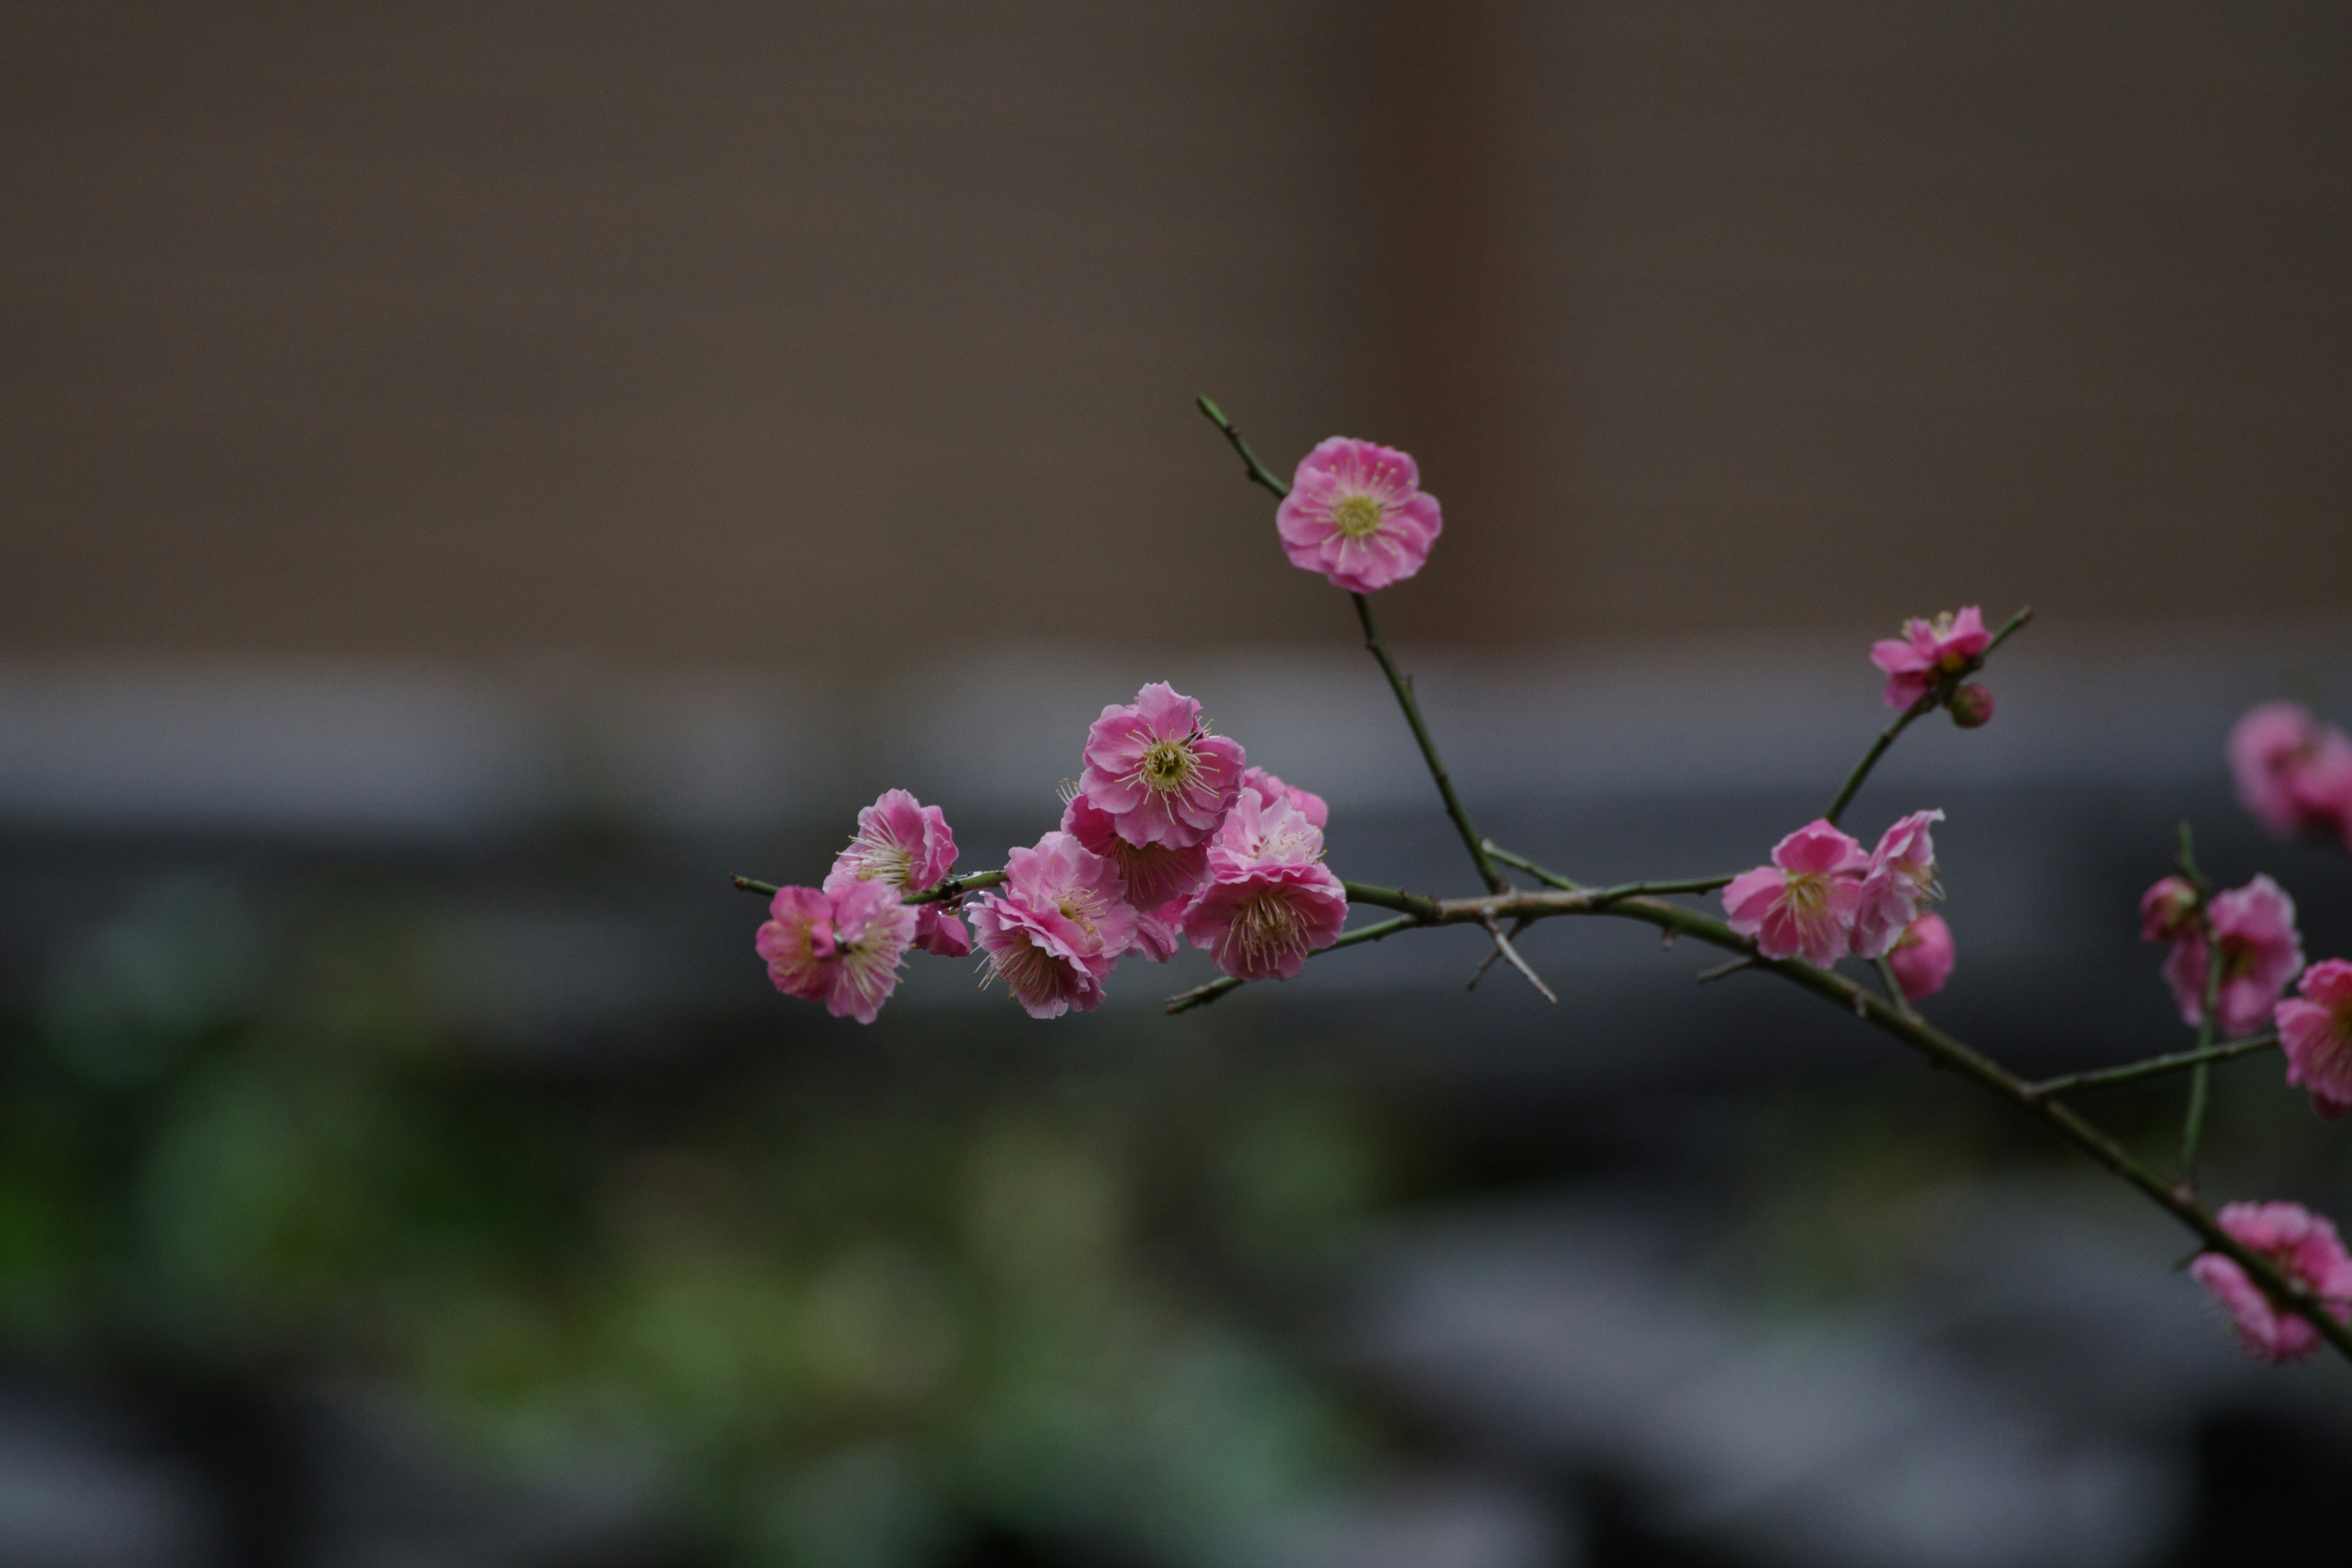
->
2, 0, 2347, 669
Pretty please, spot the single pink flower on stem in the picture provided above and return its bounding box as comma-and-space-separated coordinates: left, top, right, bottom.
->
1061, 792, 1210, 915
1886, 913, 1956, 1001
824, 788, 969, 957
1079, 682, 1247, 850
1276, 437, 1444, 594
2137, 876, 2201, 943
2277, 958, 2352, 1121
2229, 701, 2352, 849
969, 831, 1139, 1019
756, 881, 918, 1025
1182, 864, 1349, 982
1238, 766, 1330, 831
1722, 819, 1869, 968
1851, 809, 1945, 958
2159, 875, 2304, 1038
2188, 1200, 2352, 1363
1869, 607, 1992, 711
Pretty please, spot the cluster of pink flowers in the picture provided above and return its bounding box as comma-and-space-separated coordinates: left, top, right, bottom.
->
2137, 873, 2304, 1039
2228, 701, 2352, 850
973, 684, 1342, 1017
1719, 810, 1955, 997
755, 788, 969, 1023
755, 683, 1343, 1024
1869, 606, 1996, 726
2190, 1202, 2352, 1363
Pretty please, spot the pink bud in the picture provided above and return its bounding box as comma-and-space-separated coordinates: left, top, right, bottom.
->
1948, 683, 1994, 728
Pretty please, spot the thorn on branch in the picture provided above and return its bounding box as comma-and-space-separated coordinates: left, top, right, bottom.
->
1660, 928, 1679, 950
1480, 914, 1557, 1003
1467, 916, 1532, 990
1695, 956, 1757, 985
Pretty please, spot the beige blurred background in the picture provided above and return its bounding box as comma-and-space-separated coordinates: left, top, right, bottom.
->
5, 0, 2346, 673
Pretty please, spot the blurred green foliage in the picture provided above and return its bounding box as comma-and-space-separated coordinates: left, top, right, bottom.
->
0, 878, 1397, 1566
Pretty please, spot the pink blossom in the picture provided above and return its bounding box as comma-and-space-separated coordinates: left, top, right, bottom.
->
1850, 809, 1945, 959
1275, 437, 1444, 594
1177, 784, 1348, 979
2137, 876, 2200, 943
2158, 875, 2304, 1037
1126, 899, 1188, 964
1869, 606, 1992, 711
969, 831, 1139, 1019
1061, 791, 1210, 916
1182, 864, 1349, 981
1238, 766, 1329, 831
1205, 785, 1328, 880
1079, 682, 1247, 850
756, 881, 918, 1025
2189, 1200, 2352, 1363
1721, 820, 1869, 967
2277, 958, 2352, 1121
824, 788, 969, 957
2228, 701, 2352, 849
1886, 913, 1956, 1001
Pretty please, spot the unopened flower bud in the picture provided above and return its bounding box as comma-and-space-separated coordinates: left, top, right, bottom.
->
1948, 683, 1995, 729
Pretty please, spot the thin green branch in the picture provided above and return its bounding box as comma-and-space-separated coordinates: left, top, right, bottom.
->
1196, 397, 1292, 500
1337, 880, 1446, 921
1163, 913, 1422, 1014
2180, 912, 2227, 1182
731, 870, 1006, 904
1823, 606, 2033, 826
2027, 1033, 2280, 1099
1484, 841, 1579, 891
1350, 592, 1506, 893
1590, 873, 1738, 901
1823, 693, 1939, 827
1873, 954, 1918, 1022
907, 870, 1006, 905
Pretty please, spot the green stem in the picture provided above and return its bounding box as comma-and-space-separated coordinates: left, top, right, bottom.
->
1196, 397, 1292, 499
1823, 606, 2033, 827
1873, 954, 1918, 1020
1338, 880, 1445, 921
1163, 913, 1422, 1014
1589, 874, 1738, 901
1824, 696, 1937, 827
731, 869, 1006, 904
2027, 1033, 2280, 1099
1351, 592, 1506, 892
908, 870, 1006, 905
1484, 841, 1578, 891
2180, 919, 2227, 1182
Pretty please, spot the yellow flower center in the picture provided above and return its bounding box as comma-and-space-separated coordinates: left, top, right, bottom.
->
1057, 888, 1109, 940
1139, 739, 1196, 793
1782, 872, 1831, 916
1332, 494, 1385, 540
